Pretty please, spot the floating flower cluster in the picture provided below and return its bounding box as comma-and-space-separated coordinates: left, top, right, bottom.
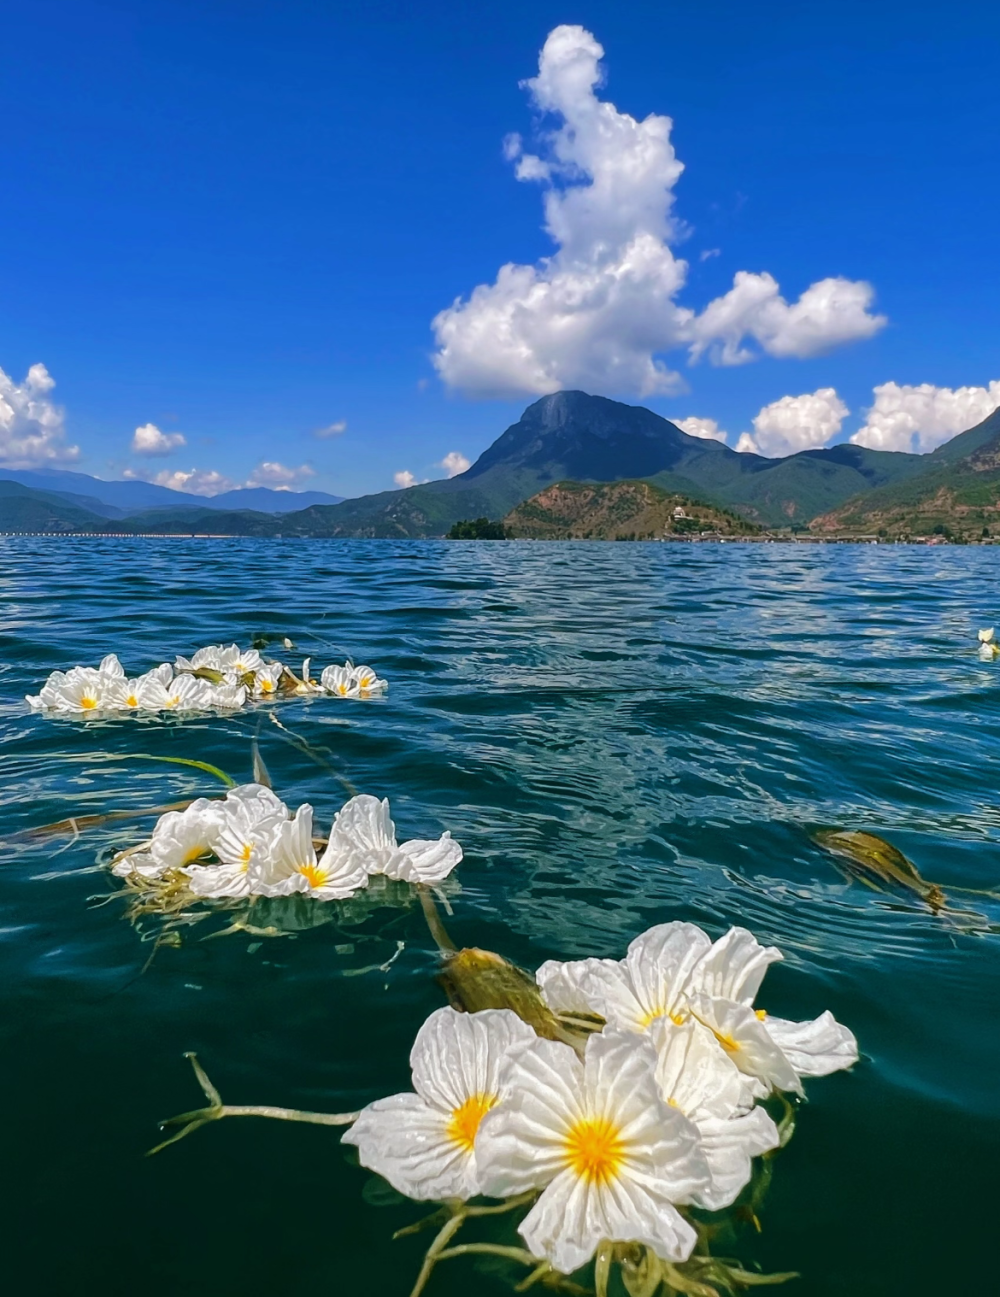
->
111, 783, 461, 899
26, 645, 387, 716
978, 627, 999, 660
345, 921, 857, 1279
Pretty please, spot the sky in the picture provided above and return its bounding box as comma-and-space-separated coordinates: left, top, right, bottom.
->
1, 0, 998, 498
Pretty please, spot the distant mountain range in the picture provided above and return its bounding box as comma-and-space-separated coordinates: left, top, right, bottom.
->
2, 392, 999, 538
0, 468, 343, 517
504, 480, 759, 540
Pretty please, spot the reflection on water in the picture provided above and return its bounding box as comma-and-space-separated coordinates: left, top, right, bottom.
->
1, 536, 999, 1295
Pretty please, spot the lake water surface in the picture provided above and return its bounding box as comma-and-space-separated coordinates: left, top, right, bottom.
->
1, 537, 998, 1295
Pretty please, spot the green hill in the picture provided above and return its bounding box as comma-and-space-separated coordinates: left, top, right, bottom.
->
504, 480, 759, 540
811, 409, 1000, 539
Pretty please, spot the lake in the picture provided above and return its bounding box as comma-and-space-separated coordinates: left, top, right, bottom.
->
1, 536, 997, 1295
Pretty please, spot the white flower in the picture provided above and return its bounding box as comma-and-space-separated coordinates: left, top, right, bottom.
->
186, 784, 288, 898
137, 671, 215, 712
102, 675, 148, 709
328, 794, 463, 883
476, 1028, 709, 1275
208, 682, 248, 709
536, 921, 712, 1033
26, 665, 109, 714
650, 1018, 778, 1211
351, 664, 387, 695
687, 927, 858, 1094
253, 663, 285, 696
293, 658, 322, 693
342, 1007, 536, 1201
252, 803, 370, 899
978, 627, 995, 643
113, 798, 227, 880
321, 664, 359, 698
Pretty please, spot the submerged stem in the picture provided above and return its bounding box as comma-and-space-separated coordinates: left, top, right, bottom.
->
147, 1053, 359, 1156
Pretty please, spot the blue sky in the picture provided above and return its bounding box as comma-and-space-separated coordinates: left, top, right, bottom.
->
1, 0, 998, 497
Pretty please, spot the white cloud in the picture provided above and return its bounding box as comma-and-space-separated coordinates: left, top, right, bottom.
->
850, 381, 1000, 453
431, 26, 885, 399
315, 419, 347, 438
740, 387, 850, 457
699, 248, 721, 262
124, 467, 238, 496
0, 362, 79, 467
130, 422, 186, 456
245, 460, 316, 489
394, 470, 419, 488
673, 416, 727, 442
439, 450, 471, 477
689, 273, 886, 366
735, 433, 759, 454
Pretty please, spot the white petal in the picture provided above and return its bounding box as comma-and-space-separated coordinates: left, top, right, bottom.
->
390, 833, 463, 883
111, 851, 162, 879
185, 862, 252, 898
692, 1107, 780, 1211
763, 1011, 858, 1078
650, 1018, 751, 1121
409, 1006, 535, 1112
690, 995, 802, 1095
691, 927, 782, 1006
329, 795, 402, 874
622, 922, 713, 1024
98, 653, 125, 678
535, 957, 617, 1018
342, 1093, 478, 1201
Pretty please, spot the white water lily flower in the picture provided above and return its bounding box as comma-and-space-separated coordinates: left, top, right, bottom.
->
328, 794, 463, 883
687, 927, 857, 1092
112, 797, 227, 880
536, 921, 712, 1033
137, 671, 215, 712
186, 784, 288, 898
650, 1018, 778, 1211
253, 663, 285, 696
476, 1028, 709, 1275
26, 665, 109, 714
351, 664, 387, 695
343, 1007, 536, 1201
292, 657, 323, 693
102, 675, 148, 710
252, 803, 370, 899
978, 628, 995, 643
321, 663, 359, 698
208, 682, 248, 709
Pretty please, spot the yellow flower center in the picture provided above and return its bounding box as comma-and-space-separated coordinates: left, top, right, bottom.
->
80, 696, 98, 710
239, 841, 253, 868
260, 679, 275, 693
337, 682, 348, 695
755, 1009, 767, 1021
182, 845, 209, 865
446, 1092, 496, 1153
638, 1005, 688, 1029
125, 694, 138, 707
714, 1031, 740, 1054
297, 862, 327, 889
564, 1115, 625, 1186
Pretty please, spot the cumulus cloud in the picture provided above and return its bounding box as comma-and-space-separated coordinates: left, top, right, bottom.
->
439, 450, 471, 477
850, 381, 1000, 453
734, 433, 759, 454
245, 461, 316, 489
394, 470, 422, 488
689, 274, 885, 366
124, 467, 238, 496
738, 387, 850, 457
131, 422, 186, 456
431, 25, 885, 399
315, 419, 347, 438
0, 363, 79, 467
673, 416, 727, 442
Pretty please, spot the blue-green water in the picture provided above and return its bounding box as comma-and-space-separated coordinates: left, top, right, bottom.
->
1, 537, 998, 1295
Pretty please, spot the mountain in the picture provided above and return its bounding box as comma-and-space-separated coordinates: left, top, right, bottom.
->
280, 391, 929, 536
0, 479, 111, 531
811, 408, 1000, 539
0, 468, 343, 514
503, 480, 759, 540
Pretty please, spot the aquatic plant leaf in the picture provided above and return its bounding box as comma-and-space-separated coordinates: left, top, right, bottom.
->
439, 946, 590, 1046
251, 736, 272, 790
813, 829, 946, 910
